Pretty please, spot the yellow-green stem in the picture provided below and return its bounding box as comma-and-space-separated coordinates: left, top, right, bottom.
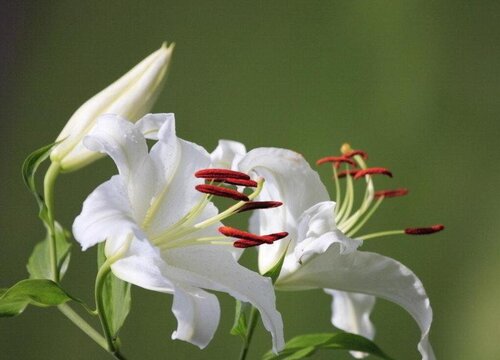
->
58, 303, 107, 350
43, 161, 61, 283
238, 306, 259, 360
95, 238, 131, 358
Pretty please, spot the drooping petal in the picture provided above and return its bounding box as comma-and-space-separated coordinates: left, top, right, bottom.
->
211, 140, 247, 169
237, 148, 330, 274
171, 285, 221, 349
108, 233, 225, 349
162, 246, 285, 352
277, 240, 435, 360
83, 114, 157, 220
324, 289, 376, 359
73, 176, 141, 251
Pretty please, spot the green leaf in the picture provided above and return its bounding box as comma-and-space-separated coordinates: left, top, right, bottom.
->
97, 244, 132, 337
263, 332, 393, 360
21, 142, 57, 222
27, 222, 72, 280
263, 244, 288, 284
230, 300, 250, 339
0, 279, 73, 317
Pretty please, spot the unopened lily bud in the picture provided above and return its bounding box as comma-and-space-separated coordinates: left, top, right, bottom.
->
50, 42, 174, 171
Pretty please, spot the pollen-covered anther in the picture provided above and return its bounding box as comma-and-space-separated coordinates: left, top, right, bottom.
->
353, 167, 393, 179
404, 224, 445, 235
212, 178, 258, 187
195, 184, 249, 201
218, 226, 288, 248
336, 169, 360, 178
374, 188, 409, 199
316, 156, 357, 168
237, 201, 283, 213
194, 168, 251, 180
343, 150, 368, 160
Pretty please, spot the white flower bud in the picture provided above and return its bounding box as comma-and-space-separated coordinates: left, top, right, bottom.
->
50, 43, 174, 171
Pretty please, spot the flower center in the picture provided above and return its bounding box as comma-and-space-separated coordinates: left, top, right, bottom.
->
317, 143, 444, 241
150, 168, 288, 250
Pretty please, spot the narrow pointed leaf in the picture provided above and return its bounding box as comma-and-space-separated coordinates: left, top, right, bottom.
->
0, 279, 73, 317
230, 300, 250, 339
263, 332, 393, 360
27, 222, 72, 280
97, 244, 131, 337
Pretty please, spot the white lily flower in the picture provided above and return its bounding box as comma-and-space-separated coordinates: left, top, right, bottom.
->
51, 43, 174, 172
72, 113, 284, 351
212, 142, 438, 360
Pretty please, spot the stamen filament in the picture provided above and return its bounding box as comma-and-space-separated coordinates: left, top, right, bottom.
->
357, 230, 405, 241
345, 196, 384, 236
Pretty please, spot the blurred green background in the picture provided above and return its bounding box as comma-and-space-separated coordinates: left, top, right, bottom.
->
1, 1, 499, 359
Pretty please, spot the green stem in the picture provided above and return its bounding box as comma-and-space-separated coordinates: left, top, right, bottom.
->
43, 161, 61, 283
239, 306, 259, 360
95, 259, 117, 355
95, 239, 131, 359
58, 303, 107, 350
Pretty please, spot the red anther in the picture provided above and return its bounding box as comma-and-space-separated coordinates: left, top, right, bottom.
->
237, 201, 283, 213
195, 168, 250, 180
344, 150, 368, 160
219, 226, 288, 247
316, 156, 357, 168
404, 224, 445, 235
354, 167, 393, 179
233, 240, 262, 248
212, 178, 258, 187
195, 184, 249, 201
374, 188, 409, 199
219, 226, 271, 243
336, 169, 360, 178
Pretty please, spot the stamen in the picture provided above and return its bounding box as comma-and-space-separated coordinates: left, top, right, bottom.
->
374, 188, 409, 199
316, 156, 357, 168
336, 169, 359, 178
343, 150, 368, 160
354, 167, 393, 179
195, 184, 249, 201
219, 226, 288, 247
195, 168, 250, 180
233, 240, 262, 248
237, 201, 283, 213
212, 178, 258, 187
405, 224, 445, 235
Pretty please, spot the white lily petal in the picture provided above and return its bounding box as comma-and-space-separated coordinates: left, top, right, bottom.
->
210, 140, 247, 169
163, 246, 285, 352
83, 114, 158, 220
145, 132, 211, 237
237, 148, 329, 274
290, 202, 361, 275
277, 241, 435, 360
324, 289, 376, 359
73, 176, 140, 251
171, 286, 220, 349
136, 113, 175, 140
